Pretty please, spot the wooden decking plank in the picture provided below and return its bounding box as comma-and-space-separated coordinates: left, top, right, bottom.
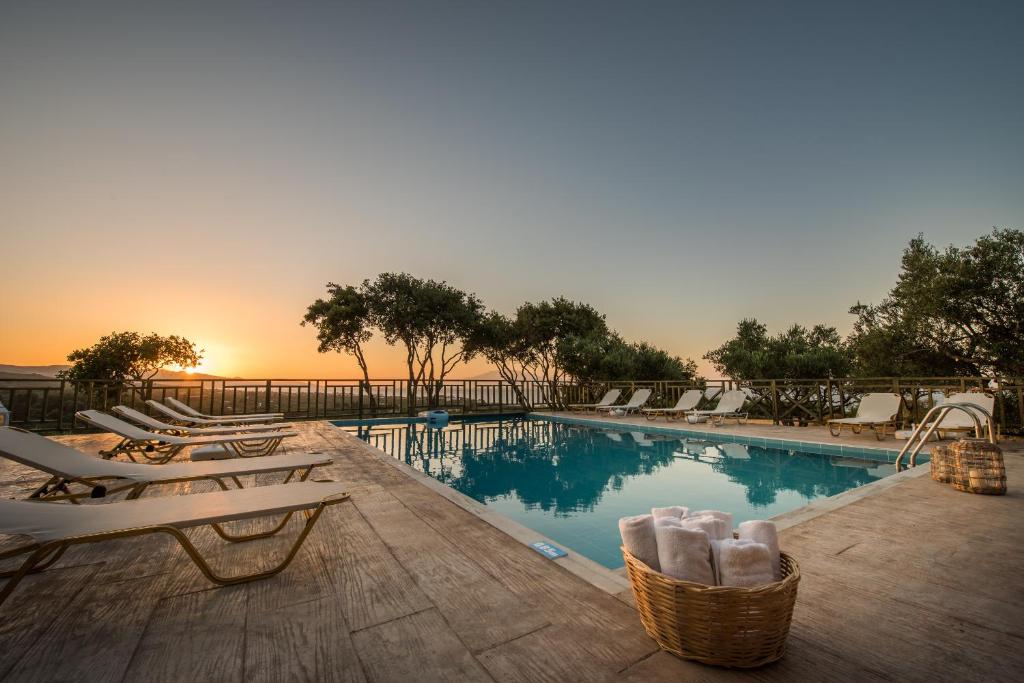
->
245, 595, 366, 683
386, 478, 660, 669
475, 623, 618, 683
4, 572, 166, 682
314, 497, 434, 632
790, 575, 1024, 680
349, 608, 493, 683
353, 489, 550, 653
123, 585, 249, 682
0, 565, 99, 680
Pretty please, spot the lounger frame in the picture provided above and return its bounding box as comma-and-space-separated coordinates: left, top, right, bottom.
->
0, 491, 350, 607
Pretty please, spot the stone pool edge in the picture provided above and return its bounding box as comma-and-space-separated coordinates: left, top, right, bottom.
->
337, 420, 931, 595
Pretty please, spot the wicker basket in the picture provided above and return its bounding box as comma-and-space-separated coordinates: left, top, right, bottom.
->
622, 547, 800, 668
949, 439, 1006, 495
930, 445, 956, 484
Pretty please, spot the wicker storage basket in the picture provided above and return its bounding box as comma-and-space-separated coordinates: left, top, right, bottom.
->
622, 547, 800, 668
949, 439, 1006, 495
930, 445, 955, 484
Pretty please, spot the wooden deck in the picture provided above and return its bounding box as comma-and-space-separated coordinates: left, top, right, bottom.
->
1, 420, 1022, 682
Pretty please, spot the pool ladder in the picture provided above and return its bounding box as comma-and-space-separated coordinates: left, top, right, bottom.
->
894, 403, 996, 470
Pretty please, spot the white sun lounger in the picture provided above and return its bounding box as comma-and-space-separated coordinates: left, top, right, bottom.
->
0, 426, 330, 502
165, 396, 283, 424
691, 390, 748, 426
114, 405, 289, 436
930, 392, 995, 438
568, 389, 622, 413
0, 480, 349, 607
641, 389, 702, 421
594, 388, 652, 416
76, 410, 297, 463
827, 393, 902, 440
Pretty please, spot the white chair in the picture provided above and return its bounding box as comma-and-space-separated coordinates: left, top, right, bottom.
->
76, 410, 297, 462
0, 426, 329, 501
691, 390, 748, 426
827, 393, 902, 440
641, 390, 702, 421
568, 389, 621, 413
594, 388, 652, 416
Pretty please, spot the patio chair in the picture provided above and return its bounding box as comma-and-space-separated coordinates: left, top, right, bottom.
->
76, 410, 297, 462
568, 389, 621, 413
594, 388, 652, 416
930, 392, 996, 439
641, 389, 702, 421
165, 396, 283, 424
691, 390, 748, 426
0, 426, 330, 502
826, 393, 902, 440
0, 480, 349, 607
114, 405, 290, 436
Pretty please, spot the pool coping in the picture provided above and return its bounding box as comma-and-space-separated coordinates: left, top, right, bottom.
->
335, 417, 931, 596
533, 412, 929, 462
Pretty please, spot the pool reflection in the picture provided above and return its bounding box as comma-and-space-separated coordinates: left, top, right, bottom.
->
348, 417, 892, 514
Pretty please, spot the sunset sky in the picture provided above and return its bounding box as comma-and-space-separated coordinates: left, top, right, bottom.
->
2, 1, 1022, 378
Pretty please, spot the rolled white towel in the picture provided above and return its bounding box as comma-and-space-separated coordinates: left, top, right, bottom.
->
654, 515, 683, 528
681, 514, 730, 540
714, 539, 775, 587
651, 505, 689, 520
690, 509, 734, 531
619, 514, 660, 571
655, 524, 715, 585
738, 520, 781, 580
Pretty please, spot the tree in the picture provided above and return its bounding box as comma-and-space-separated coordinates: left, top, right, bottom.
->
705, 319, 852, 380
848, 229, 1024, 377
469, 299, 700, 408
58, 332, 202, 393
362, 273, 483, 412
302, 283, 375, 406
467, 299, 608, 409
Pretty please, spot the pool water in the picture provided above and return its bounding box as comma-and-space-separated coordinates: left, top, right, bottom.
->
338, 415, 899, 569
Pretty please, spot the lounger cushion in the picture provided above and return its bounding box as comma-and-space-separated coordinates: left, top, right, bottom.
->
0, 481, 347, 542
191, 445, 236, 461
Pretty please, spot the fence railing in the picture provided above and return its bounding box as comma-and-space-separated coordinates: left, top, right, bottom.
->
0, 376, 1021, 434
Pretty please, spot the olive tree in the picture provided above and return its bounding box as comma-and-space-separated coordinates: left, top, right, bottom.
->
848, 229, 1024, 377
58, 331, 202, 401
362, 273, 484, 412
302, 283, 376, 407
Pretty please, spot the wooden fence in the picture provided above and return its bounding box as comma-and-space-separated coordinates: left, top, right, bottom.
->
0, 376, 1020, 434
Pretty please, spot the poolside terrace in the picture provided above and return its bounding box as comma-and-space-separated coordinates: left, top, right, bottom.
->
1, 419, 1022, 681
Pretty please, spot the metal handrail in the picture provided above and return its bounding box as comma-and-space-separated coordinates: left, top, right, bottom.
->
894, 403, 996, 469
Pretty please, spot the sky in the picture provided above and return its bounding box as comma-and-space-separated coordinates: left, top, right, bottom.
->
1, 1, 1022, 378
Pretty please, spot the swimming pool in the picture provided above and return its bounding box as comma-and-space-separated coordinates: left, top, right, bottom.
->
336, 415, 906, 569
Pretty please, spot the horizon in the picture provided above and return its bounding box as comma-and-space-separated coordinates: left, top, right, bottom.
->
2, 1, 1022, 378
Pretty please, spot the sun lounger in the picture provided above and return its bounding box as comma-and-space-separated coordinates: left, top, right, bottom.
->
827, 393, 902, 440
0, 480, 349, 607
691, 390, 748, 426
76, 410, 297, 462
930, 392, 995, 439
568, 389, 621, 413
114, 405, 289, 436
595, 388, 652, 416
165, 396, 283, 424
641, 389, 702, 421
0, 426, 330, 501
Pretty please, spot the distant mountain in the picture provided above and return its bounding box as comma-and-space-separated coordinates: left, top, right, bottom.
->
0, 364, 70, 377
0, 364, 229, 381
465, 369, 504, 381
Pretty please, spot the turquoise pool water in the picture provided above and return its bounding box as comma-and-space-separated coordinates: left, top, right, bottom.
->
337, 415, 901, 569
